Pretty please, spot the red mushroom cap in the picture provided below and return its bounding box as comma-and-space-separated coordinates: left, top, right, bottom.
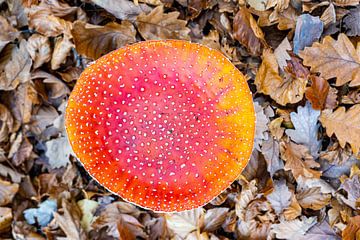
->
65, 40, 255, 212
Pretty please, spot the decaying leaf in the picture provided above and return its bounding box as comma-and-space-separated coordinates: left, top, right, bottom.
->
283, 195, 302, 221
296, 183, 331, 210
342, 215, 360, 240
285, 102, 321, 158
72, 21, 137, 60
77, 199, 98, 232
299, 220, 340, 240
343, 6, 360, 36
0, 40, 32, 91
280, 141, 321, 180
51, 35, 74, 70
0, 179, 18, 206
54, 200, 87, 240
233, 7, 264, 55
26, 34, 51, 69
91, 0, 152, 21
271, 216, 317, 239
255, 49, 308, 106
305, 76, 330, 110
299, 33, 360, 86
136, 6, 190, 40
319, 104, 360, 154
45, 136, 73, 169
266, 180, 292, 214
165, 208, 204, 238
340, 174, 360, 209
261, 137, 284, 176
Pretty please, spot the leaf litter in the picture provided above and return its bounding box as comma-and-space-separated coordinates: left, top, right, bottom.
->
0, 0, 360, 239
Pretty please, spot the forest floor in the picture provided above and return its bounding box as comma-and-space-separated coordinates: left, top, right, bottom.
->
1, 0, 360, 239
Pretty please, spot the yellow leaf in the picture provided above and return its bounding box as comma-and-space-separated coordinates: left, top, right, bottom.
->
320, 104, 360, 154
299, 33, 360, 86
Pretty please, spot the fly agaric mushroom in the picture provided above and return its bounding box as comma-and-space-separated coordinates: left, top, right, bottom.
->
65, 40, 255, 212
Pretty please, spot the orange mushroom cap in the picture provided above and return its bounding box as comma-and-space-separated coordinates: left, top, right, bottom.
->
65, 40, 255, 212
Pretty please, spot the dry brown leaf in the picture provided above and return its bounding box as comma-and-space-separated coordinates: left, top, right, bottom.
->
269, 117, 284, 140
203, 208, 229, 232
334, 0, 360, 7
277, 6, 298, 30
51, 35, 74, 70
91, 0, 151, 21
27, 5, 73, 37
305, 76, 330, 110
26, 34, 51, 69
320, 3, 336, 27
31, 70, 70, 99
0, 179, 18, 206
266, 180, 292, 214
299, 33, 360, 87
0, 40, 32, 91
0, 207, 12, 233
280, 141, 321, 180
54, 200, 87, 240
0, 16, 20, 52
72, 21, 136, 60
274, 37, 291, 70
233, 7, 264, 56
319, 104, 360, 154
342, 215, 360, 240
255, 49, 308, 106
296, 186, 331, 210
0, 163, 24, 183
271, 216, 317, 239
0, 104, 14, 143
283, 195, 302, 221
92, 201, 147, 239
136, 6, 190, 40
340, 174, 360, 209
165, 208, 204, 238
261, 137, 284, 176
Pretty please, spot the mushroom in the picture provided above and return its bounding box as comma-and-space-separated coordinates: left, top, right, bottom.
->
65, 40, 255, 212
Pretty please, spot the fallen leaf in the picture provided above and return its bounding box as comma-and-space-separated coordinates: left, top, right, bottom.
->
274, 37, 291, 70
0, 179, 19, 206
298, 220, 340, 240
136, 6, 190, 40
0, 40, 32, 90
334, 0, 360, 7
92, 201, 147, 239
283, 195, 302, 221
293, 14, 323, 54
235, 180, 258, 220
203, 208, 229, 232
296, 186, 331, 211
77, 199, 98, 232
342, 215, 360, 240
165, 208, 204, 238
54, 200, 87, 240
0, 207, 12, 233
271, 216, 317, 239
0, 16, 20, 52
277, 6, 298, 30
23, 199, 57, 227
253, 101, 269, 150
299, 33, 360, 86
319, 104, 360, 154
26, 34, 51, 69
340, 174, 360, 209
0, 104, 14, 143
320, 3, 336, 27
305, 76, 330, 110
0, 163, 24, 183
280, 141, 321, 180
255, 49, 308, 106
91, 0, 152, 21
343, 6, 360, 36
247, 0, 268, 11
285, 102, 321, 157
233, 7, 264, 55
266, 180, 292, 214
45, 136, 73, 169
31, 70, 70, 99
261, 137, 284, 176
269, 117, 284, 140
72, 21, 136, 60
51, 35, 74, 70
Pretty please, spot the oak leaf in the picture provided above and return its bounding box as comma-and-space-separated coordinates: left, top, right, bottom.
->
72, 21, 136, 60
299, 33, 360, 86
255, 49, 308, 106
319, 104, 360, 154
271, 216, 317, 239
136, 6, 190, 40
280, 141, 321, 180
